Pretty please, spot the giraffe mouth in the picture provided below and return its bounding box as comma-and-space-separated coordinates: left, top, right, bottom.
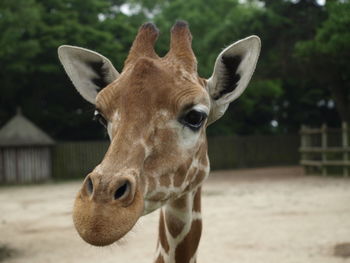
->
72, 182, 144, 246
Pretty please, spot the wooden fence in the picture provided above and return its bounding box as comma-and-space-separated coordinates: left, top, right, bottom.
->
52, 134, 299, 180
207, 134, 299, 170
300, 122, 349, 177
0, 147, 51, 183
52, 141, 109, 180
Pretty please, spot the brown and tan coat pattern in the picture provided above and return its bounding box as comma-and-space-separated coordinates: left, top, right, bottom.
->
58, 21, 260, 263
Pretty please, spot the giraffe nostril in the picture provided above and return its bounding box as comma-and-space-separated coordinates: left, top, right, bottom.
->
86, 177, 93, 195
114, 181, 130, 200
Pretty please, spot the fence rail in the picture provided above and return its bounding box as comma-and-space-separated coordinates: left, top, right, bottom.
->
300, 122, 349, 177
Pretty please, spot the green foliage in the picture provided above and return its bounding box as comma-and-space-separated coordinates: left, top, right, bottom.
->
0, 0, 41, 123
295, 1, 350, 122
0, 0, 146, 139
0, 0, 41, 71
0, 0, 347, 139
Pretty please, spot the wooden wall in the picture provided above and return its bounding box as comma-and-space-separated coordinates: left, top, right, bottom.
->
51, 134, 299, 180
0, 147, 51, 183
52, 141, 109, 180
0, 135, 300, 183
208, 134, 300, 170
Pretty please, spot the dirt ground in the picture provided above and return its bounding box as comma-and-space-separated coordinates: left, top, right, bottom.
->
1, 166, 350, 263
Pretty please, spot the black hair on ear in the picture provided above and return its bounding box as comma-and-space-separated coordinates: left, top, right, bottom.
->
89, 61, 110, 90
213, 55, 241, 100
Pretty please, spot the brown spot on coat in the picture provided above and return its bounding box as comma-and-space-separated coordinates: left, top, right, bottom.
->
170, 194, 187, 210
183, 167, 198, 192
189, 170, 206, 192
175, 219, 202, 263
147, 176, 157, 193
192, 188, 201, 212
155, 254, 165, 263
165, 211, 185, 238
173, 172, 184, 188
160, 174, 171, 187
174, 158, 192, 187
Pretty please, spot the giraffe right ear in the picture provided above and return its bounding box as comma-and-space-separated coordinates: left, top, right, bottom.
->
58, 45, 120, 104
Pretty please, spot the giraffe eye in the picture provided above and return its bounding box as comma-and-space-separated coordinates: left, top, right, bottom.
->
93, 110, 107, 128
180, 110, 207, 131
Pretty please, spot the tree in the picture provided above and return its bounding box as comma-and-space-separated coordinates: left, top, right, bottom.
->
0, 0, 345, 139
0, 0, 41, 123
295, 1, 350, 123
249, 0, 330, 132
0, 0, 146, 140
26, 0, 144, 140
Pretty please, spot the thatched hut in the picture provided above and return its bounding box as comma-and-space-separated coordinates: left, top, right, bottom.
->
0, 110, 54, 183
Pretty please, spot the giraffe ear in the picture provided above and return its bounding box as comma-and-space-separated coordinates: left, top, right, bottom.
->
207, 36, 261, 124
58, 45, 120, 104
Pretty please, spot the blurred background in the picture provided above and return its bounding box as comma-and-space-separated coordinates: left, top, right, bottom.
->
1, 0, 349, 138
0, 1, 350, 262
1, 0, 349, 180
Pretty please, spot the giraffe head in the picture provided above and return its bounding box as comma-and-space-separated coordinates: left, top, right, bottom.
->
58, 21, 260, 246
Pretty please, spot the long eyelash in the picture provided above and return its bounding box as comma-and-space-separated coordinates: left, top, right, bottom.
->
93, 110, 107, 128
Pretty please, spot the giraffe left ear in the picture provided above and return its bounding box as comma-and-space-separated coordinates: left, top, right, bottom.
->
207, 36, 261, 124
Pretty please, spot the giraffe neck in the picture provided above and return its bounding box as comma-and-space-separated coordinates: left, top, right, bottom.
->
154, 187, 202, 263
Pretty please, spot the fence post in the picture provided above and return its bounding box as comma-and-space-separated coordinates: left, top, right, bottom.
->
300, 125, 308, 174
321, 123, 327, 176
343, 122, 349, 177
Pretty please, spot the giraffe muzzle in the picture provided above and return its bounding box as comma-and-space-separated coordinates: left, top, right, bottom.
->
72, 172, 144, 246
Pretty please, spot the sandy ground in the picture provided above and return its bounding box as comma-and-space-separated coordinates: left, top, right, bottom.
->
0, 166, 350, 263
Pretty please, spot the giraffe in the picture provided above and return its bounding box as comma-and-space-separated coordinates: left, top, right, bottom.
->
58, 21, 260, 263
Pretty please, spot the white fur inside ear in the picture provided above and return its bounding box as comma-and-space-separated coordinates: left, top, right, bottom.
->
58, 45, 119, 104
209, 36, 260, 104
207, 35, 261, 124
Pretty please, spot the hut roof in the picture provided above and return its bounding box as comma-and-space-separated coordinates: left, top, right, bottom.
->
0, 110, 54, 147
